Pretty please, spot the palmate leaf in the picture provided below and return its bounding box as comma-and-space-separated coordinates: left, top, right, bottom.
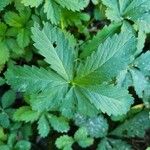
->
75, 32, 136, 85
75, 85, 133, 116
32, 23, 75, 81
102, 0, 150, 30
5, 65, 67, 93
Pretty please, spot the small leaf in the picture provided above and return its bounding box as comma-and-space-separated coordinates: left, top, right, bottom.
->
129, 68, 148, 98
0, 42, 9, 65
38, 115, 50, 137
0, 113, 10, 128
13, 106, 39, 123
48, 114, 70, 133
15, 140, 31, 150
2, 90, 16, 109
55, 135, 74, 150
74, 127, 94, 148
17, 28, 30, 48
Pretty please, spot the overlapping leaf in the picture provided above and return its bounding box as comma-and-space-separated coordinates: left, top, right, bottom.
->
32, 23, 75, 81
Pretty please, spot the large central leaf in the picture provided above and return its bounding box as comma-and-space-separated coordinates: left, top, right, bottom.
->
75, 32, 136, 85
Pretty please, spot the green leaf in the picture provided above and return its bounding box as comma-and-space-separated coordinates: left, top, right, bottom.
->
0, 0, 12, 11
80, 22, 121, 58
44, 0, 61, 24
0, 127, 7, 141
111, 110, 150, 138
29, 86, 67, 112
74, 87, 99, 117
0, 42, 9, 65
6, 38, 24, 56
75, 85, 133, 116
4, 11, 23, 27
137, 13, 150, 33
75, 114, 108, 138
116, 69, 133, 88
55, 0, 89, 11
0, 113, 10, 128
15, 140, 31, 150
97, 138, 132, 150
1, 90, 16, 109
102, 0, 150, 23
75, 32, 136, 85
129, 68, 148, 98
101, 0, 130, 21
0, 23, 7, 36
135, 29, 146, 56
74, 127, 94, 148
13, 106, 40, 123
38, 115, 50, 137
134, 51, 150, 76
124, 0, 150, 21
0, 77, 5, 86
21, 0, 43, 7
17, 28, 30, 48
5, 65, 67, 93
32, 23, 75, 81
47, 114, 70, 133
55, 135, 74, 150
60, 88, 75, 118
61, 9, 90, 29
85, 116, 108, 138
0, 145, 10, 150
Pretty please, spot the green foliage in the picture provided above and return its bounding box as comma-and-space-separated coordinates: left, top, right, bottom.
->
111, 110, 150, 138
97, 138, 132, 150
0, 1, 150, 149
55, 135, 74, 150
74, 114, 108, 138
13, 106, 40, 123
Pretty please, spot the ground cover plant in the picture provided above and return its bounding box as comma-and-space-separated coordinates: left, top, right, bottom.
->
0, 0, 150, 149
